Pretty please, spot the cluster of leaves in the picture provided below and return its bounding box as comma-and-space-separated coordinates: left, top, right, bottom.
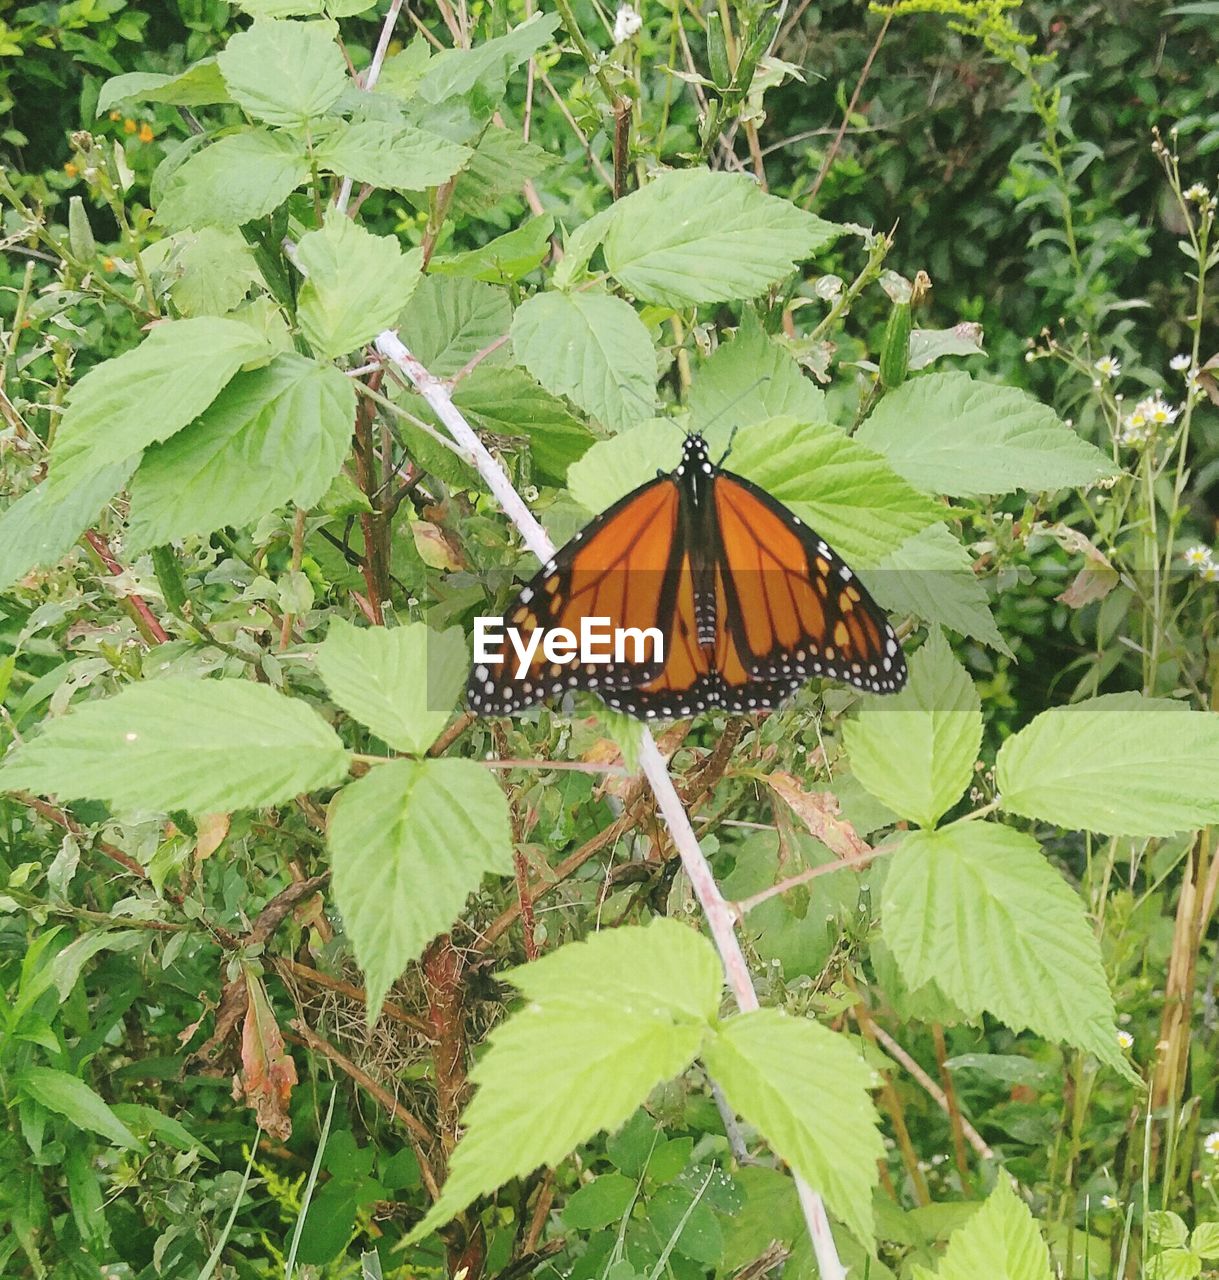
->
0, 2, 1218, 1280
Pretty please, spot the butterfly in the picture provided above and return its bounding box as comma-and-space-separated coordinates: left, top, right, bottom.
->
466, 432, 907, 720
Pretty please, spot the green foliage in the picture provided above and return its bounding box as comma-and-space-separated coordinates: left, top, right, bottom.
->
911, 1177, 1053, 1280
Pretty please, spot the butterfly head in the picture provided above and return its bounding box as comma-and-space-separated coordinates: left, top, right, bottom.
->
677, 433, 712, 476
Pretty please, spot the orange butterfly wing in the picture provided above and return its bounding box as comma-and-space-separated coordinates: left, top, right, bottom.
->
466, 475, 682, 716
712, 471, 905, 694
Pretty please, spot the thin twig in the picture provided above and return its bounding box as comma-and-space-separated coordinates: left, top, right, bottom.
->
373, 329, 850, 1280
278, 958, 434, 1039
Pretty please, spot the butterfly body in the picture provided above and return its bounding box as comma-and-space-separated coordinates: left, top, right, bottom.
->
467, 434, 906, 720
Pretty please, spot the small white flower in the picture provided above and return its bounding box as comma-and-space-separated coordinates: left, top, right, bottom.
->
1101, 1195, 1119, 1209
1185, 182, 1211, 203
1170, 353, 1192, 372
1206, 1131, 1219, 1158
1116, 1029, 1134, 1051
1185, 545, 1214, 569
612, 4, 642, 42
1142, 395, 1180, 426
1202, 563, 1219, 583
1094, 355, 1121, 379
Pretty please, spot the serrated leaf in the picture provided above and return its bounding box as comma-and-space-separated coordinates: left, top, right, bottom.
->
702, 1009, 882, 1246
413, 12, 560, 109
844, 629, 982, 828
1147, 1212, 1190, 1251
449, 129, 553, 215
431, 215, 554, 284
161, 227, 260, 316
602, 169, 844, 306
864, 524, 1012, 656
49, 318, 273, 490
317, 619, 466, 753
995, 694, 1219, 837
511, 291, 657, 431
0, 678, 350, 813
217, 19, 347, 126
399, 275, 512, 378
314, 119, 471, 190
156, 130, 310, 230
408, 920, 721, 1241
97, 61, 230, 114
127, 354, 355, 548
16, 1068, 144, 1150
0, 462, 132, 592
1191, 1222, 1219, 1259
729, 417, 946, 566
882, 822, 1128, 1075
330, 759, 511, 1017
297, 214, 423, 360
911, 1178, 1052, 1280
448, 365, 593, 483
689, 313, 826, 442
856, 372, 1114, 498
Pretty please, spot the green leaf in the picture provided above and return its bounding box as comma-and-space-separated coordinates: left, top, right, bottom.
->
413, 12, 560, 109
449, 365, 593, 483
217, 19, 347, 126
399, 275, 512, 378
511, 290, 657, 431
97, 61, 230, 114
160, 227, 260, 316
882, 822, 1128, 1075
566, 420, 684, 513
317, 619, 467, 753
128, 354, 356, 548
314, 120, 471, 191
330, 758, 511, 1018
16, 1067, 143, 1151
1147, 1212, 1191, 1252
995, 694, 1219, 837
702, 1009, 882, 1246
864, 524, 1012, 656
843, 629, 982, 828
0, 463, 132, 593
729, 417, 946, 566
49, 318, 273, 489
0, 678, 350, 813
689, 312, 826, 442
431, 215, 554, 284
563, 1173, 637, 1229
409, 920, 721, 1241
907, 324, 986, 370
110, 1103, 218, 1160
912, 1178, 1052, 1280
297, 213, 423, 360
856, 372, 1115, 498
156, 130, 310, 230
449, 130, 553, 215
602, 169, 844, 306
1191, 1223, 1219, 1260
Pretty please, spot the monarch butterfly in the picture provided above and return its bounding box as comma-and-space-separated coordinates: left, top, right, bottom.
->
467, 433, 907, 719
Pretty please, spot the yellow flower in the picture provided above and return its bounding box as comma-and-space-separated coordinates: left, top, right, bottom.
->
102, 257, 116, 272
138, 122, 154, 143
109, 110, 121, 122
63, 161, 78, 177
123, 118, 136, 134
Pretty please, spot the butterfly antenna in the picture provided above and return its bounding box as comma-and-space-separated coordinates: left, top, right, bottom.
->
715, 425, 740, 467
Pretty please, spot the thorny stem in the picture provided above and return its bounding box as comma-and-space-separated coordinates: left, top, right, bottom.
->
374, 329, 851, 1280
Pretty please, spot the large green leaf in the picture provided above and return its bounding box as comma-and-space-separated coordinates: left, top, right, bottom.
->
689, 313, 826, 442
431, 215, 555, 285
128, 354, 355, 548
996, 694, 1219, 836
0, 678, 350, 813
856, 372, 1114, 498
844, 629, 982, 828
566, 419, 684, 513
863, 524, 1012, 655
882, 822, 1128, 1074
314, 120, 471, 191
155, 130, 310, 230
408, 920, 721, 1240
602, 169, 844, 306
449, 130, 553, 215
16, 1068, 143, 1150
0, 463, 133, 593
703, 1009, 882, 1246
728, 417, 946, 566
159, 227, 261, 316
413, 12, 560, 109
399, 275, 513, 378
297, 214, 423, 360
49, 318, 273, 489
912, 1178, 1052, 1280
329, 758, 511, 1017
317, 619, 467, 753
97, 61, 230, 114
217, 19, 347, 126
510, 290, 657, 431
